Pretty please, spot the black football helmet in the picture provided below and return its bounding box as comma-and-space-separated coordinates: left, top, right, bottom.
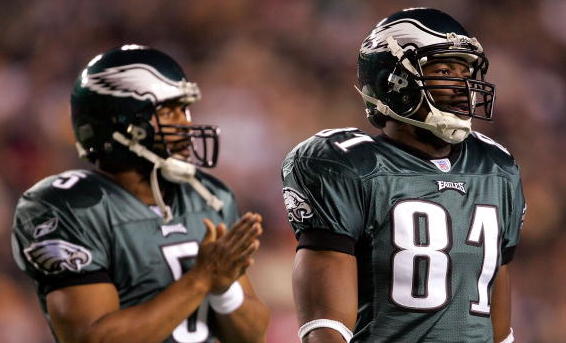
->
71, 44, 219, 169
357, 8, 495, 143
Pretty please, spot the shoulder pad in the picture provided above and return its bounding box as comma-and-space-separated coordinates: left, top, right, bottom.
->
24, 170, 103, 210
469, 132, 519, 174
283, 128, 378, 177
194, 170, 235, 203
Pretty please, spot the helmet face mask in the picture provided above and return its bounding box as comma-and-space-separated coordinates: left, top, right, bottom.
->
412, 43, 495, 120
71, 44, 220, 170
357, 8, 496, 143
152, 102, 220, 168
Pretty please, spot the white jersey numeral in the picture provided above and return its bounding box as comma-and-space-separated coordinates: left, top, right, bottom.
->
315, 127, 359, 137
161, 242, 209, 342
466, 205, 499, 314
472, 132, 510, 155
334, 134, 374, 152
390, 201, 500, 314
315, 127, 373, 152
391, 200, 450, 309
52, 171, 87, 189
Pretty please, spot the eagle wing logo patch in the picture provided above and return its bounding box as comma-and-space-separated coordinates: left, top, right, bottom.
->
83, 63, 200, 104
283, 187, 313, 223
24, 240, 92, 275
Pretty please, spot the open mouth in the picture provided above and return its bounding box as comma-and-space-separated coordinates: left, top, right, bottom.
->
442, 101, 469, 113
169, 141, 192, 158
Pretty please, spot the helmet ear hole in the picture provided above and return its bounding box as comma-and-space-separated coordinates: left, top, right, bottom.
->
383, 66, 423, 117
129, 118, 156, 146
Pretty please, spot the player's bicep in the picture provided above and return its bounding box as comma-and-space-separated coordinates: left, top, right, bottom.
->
293, 249, 357, 338
47, 283, 119, 343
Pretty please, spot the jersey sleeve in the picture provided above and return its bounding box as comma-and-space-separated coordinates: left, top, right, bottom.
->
282, 154, 367, 253
501, 173, 526, 264
12, 192, 111, 295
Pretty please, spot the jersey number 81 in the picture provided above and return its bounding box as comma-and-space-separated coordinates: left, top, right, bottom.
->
391, 200, 498, 316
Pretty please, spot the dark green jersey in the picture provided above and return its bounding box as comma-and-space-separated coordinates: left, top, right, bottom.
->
12, 169, 239, 343
282, 128, 525, 343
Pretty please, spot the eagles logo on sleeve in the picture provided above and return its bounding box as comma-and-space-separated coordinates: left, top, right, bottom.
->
23, 240, 92, 275
282, 187, 313, 223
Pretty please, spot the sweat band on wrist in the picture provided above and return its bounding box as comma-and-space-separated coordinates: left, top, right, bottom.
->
208, 281, 244, 314
298, 319, 353, 342
500, 328, 514, 343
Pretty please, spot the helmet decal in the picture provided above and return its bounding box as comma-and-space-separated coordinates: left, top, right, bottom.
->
83, 63, 200, 104
361, 19, 447, 55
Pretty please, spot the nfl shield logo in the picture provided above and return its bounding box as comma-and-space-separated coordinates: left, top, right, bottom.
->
430, 158, 451, 172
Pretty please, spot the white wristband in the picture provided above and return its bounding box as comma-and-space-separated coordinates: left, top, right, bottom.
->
500, 328, 514, 343
208, 282, 245, 314
298, 319, 353, 342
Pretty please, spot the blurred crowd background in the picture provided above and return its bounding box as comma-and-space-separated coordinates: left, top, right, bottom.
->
1, 0, 565, 342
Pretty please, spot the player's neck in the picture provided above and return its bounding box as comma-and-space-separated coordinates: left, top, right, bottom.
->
97, 168, 156, 205
382, 122, 452, 159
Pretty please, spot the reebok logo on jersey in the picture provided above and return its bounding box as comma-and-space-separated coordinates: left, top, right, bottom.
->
33, 217, 59, 239
24, 240, 92, 275
282, 187, 313, 223
160, 223, 188, 237
435, 181, 466, 194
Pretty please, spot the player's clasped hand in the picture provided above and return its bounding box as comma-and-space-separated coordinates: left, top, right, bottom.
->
196, 212, 263, 294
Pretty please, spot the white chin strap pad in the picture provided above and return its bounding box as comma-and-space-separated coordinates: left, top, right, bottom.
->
423, 105, 471, 144
354, 86, 471, 144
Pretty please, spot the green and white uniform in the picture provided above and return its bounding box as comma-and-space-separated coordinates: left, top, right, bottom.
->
282, 128, 525, 343
12, 169, 239, 343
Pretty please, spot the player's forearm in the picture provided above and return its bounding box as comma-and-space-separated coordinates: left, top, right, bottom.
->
491, 265, 512, 341
82, 268, 211, 343
215, 294, 270, 343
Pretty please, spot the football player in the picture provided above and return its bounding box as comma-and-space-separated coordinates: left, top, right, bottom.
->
12, 45, 269, 343
282, 8, 524, 343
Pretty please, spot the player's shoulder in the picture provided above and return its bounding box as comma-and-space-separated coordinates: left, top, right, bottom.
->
13, 169, 107, 241
467, 131, 520, 175
16, 169, 105, 214
194, 169, 235, 199
14, 170, 111, 228
282, 127, 379, 178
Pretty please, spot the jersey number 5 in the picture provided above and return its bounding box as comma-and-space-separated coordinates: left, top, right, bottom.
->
391, 200, 498, 316
162, 241, 210, 342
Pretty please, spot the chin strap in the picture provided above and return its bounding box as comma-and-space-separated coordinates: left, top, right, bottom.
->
355, 85, 471, 144
112, 131, 224, 223
150, 165, 173, 223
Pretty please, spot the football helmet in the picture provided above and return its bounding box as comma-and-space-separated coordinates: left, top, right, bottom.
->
71, 44, 219, 168
356, 8, 495, 143
71, 45, 223, 220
